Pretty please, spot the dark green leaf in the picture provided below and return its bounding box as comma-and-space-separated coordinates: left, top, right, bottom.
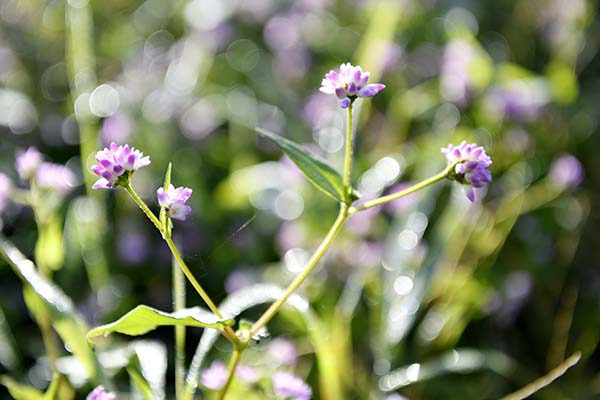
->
87, 305, 232, 339
256, 127, 348, 202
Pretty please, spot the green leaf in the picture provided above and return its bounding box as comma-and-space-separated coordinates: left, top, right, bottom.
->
87, 305, 233, 339
256, 128, 348, 203
0, 238, 104, 384
1, 376, 44, 400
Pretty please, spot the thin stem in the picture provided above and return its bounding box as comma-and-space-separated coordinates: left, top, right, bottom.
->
348, 165, 452, 215
343, 103, 354, 189
217, 348, 242, 400
125, 185, 161, 231
173, 252, 186, 400
125, 184, 237, 342
499, 352, 581, 400
250, 205, 348, 337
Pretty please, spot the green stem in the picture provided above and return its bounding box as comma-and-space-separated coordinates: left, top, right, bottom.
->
124, 184, 237, 343
173, 252, 186, 400
217, 348, 242, 400
125, 185, 162, 230
348, 165, 452, 215
249, 205, 348, 337
343, 103, 354, 189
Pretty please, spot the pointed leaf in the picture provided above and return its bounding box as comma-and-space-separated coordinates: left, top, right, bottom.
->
1, 376, 43, 400
256, 127, 348, 202
87, 305, 232, 339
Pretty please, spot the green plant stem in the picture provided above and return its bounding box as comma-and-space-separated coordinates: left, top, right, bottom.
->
125, 185, 162, 230
249, 204, 348, 338
125, 184, 237, 343
343, 103, 354, 189
348, 165, 452, 215
217, 348, 242, 400
173, 252, 186, 400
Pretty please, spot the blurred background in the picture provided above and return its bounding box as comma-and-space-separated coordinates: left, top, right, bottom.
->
0, 0, 599, 398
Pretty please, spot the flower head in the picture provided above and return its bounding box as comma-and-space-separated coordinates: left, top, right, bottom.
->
201, 361, 228, 390
268, 337, 298, 366
91, 142, 150, 189
86, 386, 116, 400
156, 184, 193, 221
35, 162, 76, 192
549, 153, 583, 189
320, 63, 385, 108
441, 141, 492, 202
272, 371, 312, 400
15, 147, 43, 181
236, 364, 260, 384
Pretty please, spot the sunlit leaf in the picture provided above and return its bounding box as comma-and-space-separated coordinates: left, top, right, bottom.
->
87, 305, 232, 339
256, 127, 348, 203
0, 238, 103, 384
1, 375, 43, 400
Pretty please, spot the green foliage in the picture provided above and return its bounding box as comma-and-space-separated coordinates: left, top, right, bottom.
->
87, 305, 233, 339
0, 376, 43, 400
256, 128, 350, 203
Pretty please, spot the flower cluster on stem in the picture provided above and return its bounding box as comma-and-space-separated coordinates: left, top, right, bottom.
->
442, 141, 492, 201
319, 63, 385, 108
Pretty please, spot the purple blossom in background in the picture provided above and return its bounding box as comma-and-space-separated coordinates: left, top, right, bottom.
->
549, 153, 584, 189
442, 141, 492, 202
0, 173, 12, 213
441, 40, 476, 105
201, 361, 228, 390
86, 386, 116, 400
225, 268, 256, 294
268, 337, 298, 366
156, 184, 193, 221
35, 162, 76, 192
101, 113, 132, 145
15, 147, 43, 180
272, 371, 312, 400
91, 142, 150, 189
320, 63, 385, 108
236, 364, 260, 383
485, 80, 549, 121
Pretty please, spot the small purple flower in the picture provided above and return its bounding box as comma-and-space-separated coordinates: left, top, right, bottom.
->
441, 141, 492, 202
319, 63, 385, 109
201, 361, 228, 390
86, 386, 116, 400
0, 173, 12, 213
91, 142, 150, 189
156, 184, 193, 221
15, 147, 43, 181
272, 371, 312, 400
268, 337, 298, 366
236, 364, 260, 383
35, 162, 76, 192
549, 153, 584, 189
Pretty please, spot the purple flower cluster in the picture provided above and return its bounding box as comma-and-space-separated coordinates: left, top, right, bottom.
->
200, 361, 260, 390
441, 141, 492, 202
320, 63, 385, 108
15, 147, 43, 180
273, 371, 312, 400
549, 153, 584, 189
91, 142, 150, 189
86, 386, 116, 400
157, 184, 193, 221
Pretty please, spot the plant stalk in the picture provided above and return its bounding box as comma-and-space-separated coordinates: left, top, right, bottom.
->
217, 348, 242, 400
343, 103, 354, 189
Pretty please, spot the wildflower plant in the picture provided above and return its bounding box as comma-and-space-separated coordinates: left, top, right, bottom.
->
67, 62, 496, 400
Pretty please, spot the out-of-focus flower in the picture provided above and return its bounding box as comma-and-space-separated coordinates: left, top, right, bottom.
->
225, 268, 256, 294
86, 386, 116, 400
549, 153, 584, 189
441, 40, 476, 105
272, 371, 312, 400
201, 361, 228, 390
0, 173, 12, 213
485, 80, 549, 121
236, 364, 260, 383
35, 162, 75, 192
15, 147, 43, 181
156, 184, 193, 221
268, 337, 298, 366
442, 141, 492, 202
319, 63, 385, 109
91, 142, 150, 189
